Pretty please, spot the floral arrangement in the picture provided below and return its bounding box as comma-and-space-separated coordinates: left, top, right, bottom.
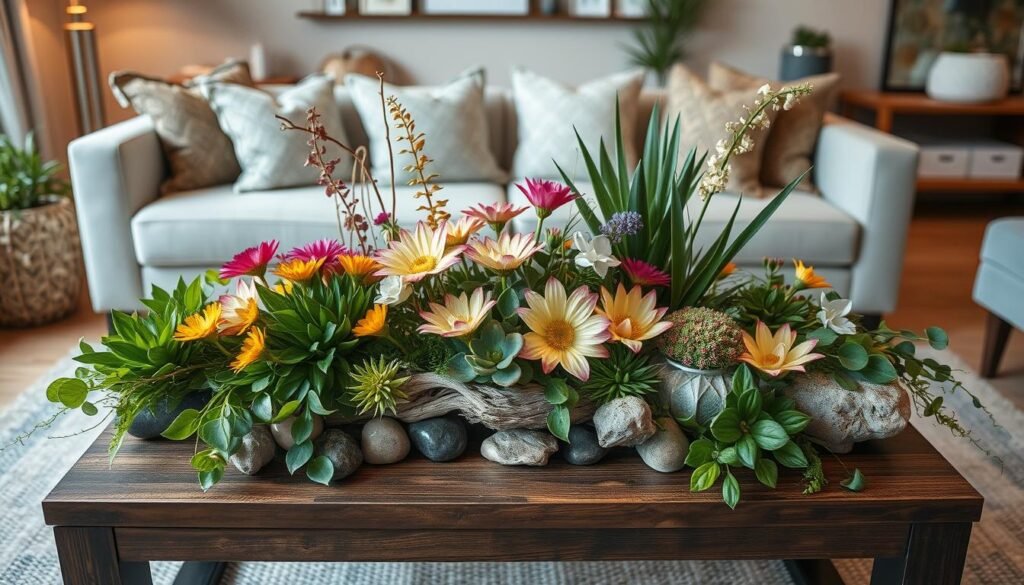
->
41, 76, 993, 507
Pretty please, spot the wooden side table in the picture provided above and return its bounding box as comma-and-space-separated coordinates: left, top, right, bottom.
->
840, 90, 1024, 193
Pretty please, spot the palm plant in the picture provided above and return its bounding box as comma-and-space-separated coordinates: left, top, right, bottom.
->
0, 133, 68, 211
626, 0, 707, 85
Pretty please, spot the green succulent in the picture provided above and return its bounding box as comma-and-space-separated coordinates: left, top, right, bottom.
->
348, 356, 410, 418
446, 322, 526, 387
580, 346, 662, 405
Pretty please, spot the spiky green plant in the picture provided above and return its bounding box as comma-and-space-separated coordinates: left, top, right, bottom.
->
626, 0, 707, 85
580, 346, 662, 405
0, 132, 69, 211
348, 356, 410, 418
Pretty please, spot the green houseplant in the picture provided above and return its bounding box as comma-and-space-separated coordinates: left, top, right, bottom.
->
626, 0, 706, 85
0, 133, 81, 327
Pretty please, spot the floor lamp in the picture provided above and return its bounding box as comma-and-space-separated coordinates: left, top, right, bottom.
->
65, 0, 104, 135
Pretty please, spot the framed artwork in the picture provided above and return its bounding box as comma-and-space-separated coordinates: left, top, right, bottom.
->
323, 0, 346, 16
359, 0, 413, 16
421, 0, 529, 15
570, 0, 612, 18
616, 0, 647, 19
882, 0, 1024, 91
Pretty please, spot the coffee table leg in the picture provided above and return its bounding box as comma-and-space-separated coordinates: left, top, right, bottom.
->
870, 522, 972, 585
54, 527, 153, 585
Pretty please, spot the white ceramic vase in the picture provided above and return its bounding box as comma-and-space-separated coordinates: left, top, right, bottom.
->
659, 360, 732, 427
926, 52, 1009, 103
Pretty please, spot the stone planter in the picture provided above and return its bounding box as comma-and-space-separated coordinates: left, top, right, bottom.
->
659, 360, 732, 427
0, 197, 82, 327
779, 45, 832, 81
926, 52, 1009, 103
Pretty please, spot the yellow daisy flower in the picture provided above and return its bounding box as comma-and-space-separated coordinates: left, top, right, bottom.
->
173, 303, 222, 342
517, 278, 610, 381
793, 259, 831, 290
353, 304, 388, 337
596, 284, 673, 353
445, 216, 486, 247
338, 254, 382, 283
375, 222, 464, 282
273, 257, 325, 283
231, 327, 266, 373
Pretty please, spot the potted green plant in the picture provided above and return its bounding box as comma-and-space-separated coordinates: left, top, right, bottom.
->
780, 25, 833, 81
625, 0, 706, 86
0, 133, 81, 327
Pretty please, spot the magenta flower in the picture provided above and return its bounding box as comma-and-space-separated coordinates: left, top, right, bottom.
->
621, 258, 671, 288
515, 178, 575, 219
220, 240, 279, 280
374, 212, 392, 226
284, 239, 347, 263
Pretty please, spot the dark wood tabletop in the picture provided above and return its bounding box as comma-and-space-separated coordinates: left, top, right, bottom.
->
43, 423, 983, 585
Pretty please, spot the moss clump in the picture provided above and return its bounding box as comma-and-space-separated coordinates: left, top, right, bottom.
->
656, 307, 744, 370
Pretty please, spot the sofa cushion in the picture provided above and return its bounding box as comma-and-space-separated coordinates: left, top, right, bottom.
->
131, 183, 506, 266
980, 218, 1024, 277
508, 181, 859, 266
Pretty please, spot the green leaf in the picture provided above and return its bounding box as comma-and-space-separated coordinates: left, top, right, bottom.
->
690, 461, 721, 492
546, 405, 571, 442
807, 327, 838, 347
924, 396, 944, 417
750, 419, 789, 451
773, 440, 809, 469
737, 434, 759, 469
833, 370, 860, 391
497, 286, 519, 319
444, 353, 477, 383
81, 401, 99, 416
199, 467, 224, 492
860, 355, 898, 384
305, 390, 336, 416
251, 394, 273, 423
161, 408, 201, 440
837, 341, 869, 371
731, 365, 754, 394
490, 363, 522, 387
710, 408, 742, 443
722, 471, 741, 509
774, 410, 811, 435
306, 455, 334, 486
199, 418, 232, 452
271, 399, 302, 423
841, 468, 867, 492
291, 411, 314, 445
925, 326, 949, 350
685, 438, 714, 467
286, 440, 314, 475
190, 448, 223, 472
716, 446, 740, 466
737, 388, 762, 421
754, 458, 778, 488
50, 378, 88, 408
544, 379, 571, 405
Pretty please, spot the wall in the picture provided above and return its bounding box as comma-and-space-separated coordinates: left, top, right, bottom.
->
29, 0, 892, 148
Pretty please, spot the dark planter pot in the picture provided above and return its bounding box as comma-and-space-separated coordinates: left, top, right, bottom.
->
127, 391, 213, 439
779, 45, 832, 81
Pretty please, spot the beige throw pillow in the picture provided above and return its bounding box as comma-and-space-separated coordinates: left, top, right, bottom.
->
109, 60, 254, 194
665, 64, 777, 197
511, 68, 645, 179
709, 61, 840, 191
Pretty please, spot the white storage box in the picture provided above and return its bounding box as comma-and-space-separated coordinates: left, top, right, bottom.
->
969, 143, 1024, 179
421, 0, 529, 14
918, 146, 970, 179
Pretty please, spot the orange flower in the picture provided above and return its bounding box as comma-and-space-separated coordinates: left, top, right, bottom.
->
231, 327, 266, 373
793, 259, 830, 290
173, 303, 222, 342
596, 284, 673, 353
719, 261, 737, 279
445, 216, 486, 247
273, 257, 325, 283
738, 321, 823, 377
353, 304, 388, 337
338, 254, 383, 284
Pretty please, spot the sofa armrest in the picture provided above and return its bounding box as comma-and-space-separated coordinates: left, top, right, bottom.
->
69, 116, 165, 313
814, 117, 919, 314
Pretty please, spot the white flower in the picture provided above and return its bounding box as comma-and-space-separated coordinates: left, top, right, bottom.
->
375, 275, 412, 306
817, 293, 856, 335
757, 83, 772, 95
573, 232, 621, 278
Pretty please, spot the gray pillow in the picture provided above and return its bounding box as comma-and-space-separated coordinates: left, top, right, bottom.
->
345, 70, 506, 184
203, 75, 352, 193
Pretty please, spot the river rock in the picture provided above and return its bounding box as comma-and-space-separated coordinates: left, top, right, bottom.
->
361, 417, 410, 465
784, 371, 911, 453
481, 429, 559, 466
315, 429, 363, 481
637, 417, 689, 473
127, 391, 211, 439
229, 425, 277, 475
270, 414, 324, 450
562, 425, 607, 465
593, 396, 657, 448
408, 415, 467, 462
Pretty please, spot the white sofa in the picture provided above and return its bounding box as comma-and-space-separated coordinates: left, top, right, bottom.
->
69, 86, 919, 317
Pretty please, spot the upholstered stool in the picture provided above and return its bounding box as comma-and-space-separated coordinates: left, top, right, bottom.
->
973, 218, 1024, 377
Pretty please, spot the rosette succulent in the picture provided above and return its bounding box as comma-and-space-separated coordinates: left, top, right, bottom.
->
657, 307, 744, 371
446, 322, 526, 387
580, 346, 662, 405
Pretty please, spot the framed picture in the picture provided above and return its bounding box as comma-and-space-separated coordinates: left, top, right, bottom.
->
616, 0, 647, 19
570, 0, 612, 18
882, 0, 1024, 91
323, 0, 346, 16
359, 0, 412, 16
421, 0, 529, 15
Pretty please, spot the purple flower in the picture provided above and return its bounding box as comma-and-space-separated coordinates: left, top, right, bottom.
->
374, 212, 392, 226
600, 211, 644, 243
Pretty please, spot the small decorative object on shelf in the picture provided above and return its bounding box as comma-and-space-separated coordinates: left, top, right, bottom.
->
323, 0, 346, 16
35, 72, 996, 509
359, 0, 412, 16
927, 52, 1009, 103
570, 0, 612, 18
780, 25, 832, 81
421, 0, 529, 16
616, 0, 647, 18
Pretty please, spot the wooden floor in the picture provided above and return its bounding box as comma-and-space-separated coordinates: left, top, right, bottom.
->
1, 198, 1022, 410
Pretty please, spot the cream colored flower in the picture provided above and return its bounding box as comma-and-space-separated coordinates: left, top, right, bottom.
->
218, 278, 260, 336
418, 289, 495, 338
375, 222, 464, 282
573, 232, 620, 278
465, 232, 544, 274
517, 278, 610, 381
596, 284, 673, 353
375, 275, 412, 306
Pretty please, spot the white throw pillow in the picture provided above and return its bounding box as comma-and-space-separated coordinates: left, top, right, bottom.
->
204, 75, 351, 193
511, 68, 645, 179
345, 70, 506, 184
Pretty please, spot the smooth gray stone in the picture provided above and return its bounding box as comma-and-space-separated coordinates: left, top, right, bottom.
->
593, 396, 657, 448
127, 391, 211, 439
315, 429, 363, 481
562, 425, 607, 465
361, 417, 411, 465
270, 413, 323, 451
408, 415, 467, 462
229, 424, 277, 475
637, 417, 690, 473
481, 429, 558, 466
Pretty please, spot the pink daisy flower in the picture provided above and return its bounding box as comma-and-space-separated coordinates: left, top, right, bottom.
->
220, 240, 279, 280
621, 258, 671, 288
515, 178, 576, 218
463, 201, 528, 233
283, 239, 348, 272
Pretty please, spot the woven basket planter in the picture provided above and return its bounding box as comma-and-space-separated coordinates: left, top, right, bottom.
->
0, 197, 82, 327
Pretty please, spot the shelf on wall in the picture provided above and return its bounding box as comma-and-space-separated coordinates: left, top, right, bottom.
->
916, 178, 1024, 193
296, 11, 642, 23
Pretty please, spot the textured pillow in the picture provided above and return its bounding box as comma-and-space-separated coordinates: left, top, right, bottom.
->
709, 61, 840, 191
203, 76, 351, 193
511, 68, 644, 179
345, 69, 506, 184
664, 64, 778, 197
109, 60, 254, 194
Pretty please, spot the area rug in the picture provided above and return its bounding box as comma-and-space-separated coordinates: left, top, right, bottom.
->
0, 348, 1017, 584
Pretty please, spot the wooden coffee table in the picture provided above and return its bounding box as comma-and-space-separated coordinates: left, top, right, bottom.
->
43, 423, 982, 585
